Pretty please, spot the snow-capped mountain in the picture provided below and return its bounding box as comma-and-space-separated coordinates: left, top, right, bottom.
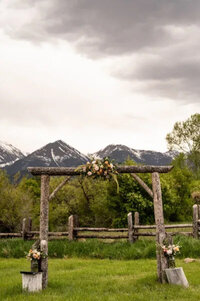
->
3, 141, 177, 177
5, 140, 89, 177
93, 144, 177, 166
0, 141, 25, 168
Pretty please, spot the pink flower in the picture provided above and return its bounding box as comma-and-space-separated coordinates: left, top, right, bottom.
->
87, 171, 92, 176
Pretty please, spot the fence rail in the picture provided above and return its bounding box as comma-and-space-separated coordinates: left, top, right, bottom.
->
0, 207, 198, 242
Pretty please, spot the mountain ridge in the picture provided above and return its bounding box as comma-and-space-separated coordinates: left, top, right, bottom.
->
93, 144, 177, 166
1, 140, 177, 177
5, 140, 89, 177
0, 141, 25, 168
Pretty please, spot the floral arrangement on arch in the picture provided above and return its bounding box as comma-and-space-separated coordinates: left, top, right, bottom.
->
162, 244, 180, 268
78, 157, 119, 192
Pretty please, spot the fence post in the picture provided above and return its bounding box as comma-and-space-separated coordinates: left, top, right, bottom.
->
193, 204, 198, 239
22, 218, 26, 240
127, 212, 133, 243
133, 212, 139, 241
26, 217, 32, 240
68, 215, 78, 241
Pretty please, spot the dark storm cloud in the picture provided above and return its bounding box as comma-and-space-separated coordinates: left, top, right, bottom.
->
11, 0, 200, 54
6, 0, 200, 103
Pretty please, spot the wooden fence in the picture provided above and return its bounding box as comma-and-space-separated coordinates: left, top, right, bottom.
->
1, 205, 199, 242
67, 212, 193, 242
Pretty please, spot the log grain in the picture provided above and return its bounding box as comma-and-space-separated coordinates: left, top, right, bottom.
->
128, 212, 133, 243
40, 175, 50, 289
28, 165, 173, 176
74, 227, 128, 232
76, 234, 128, 239
152, 172, 168, 283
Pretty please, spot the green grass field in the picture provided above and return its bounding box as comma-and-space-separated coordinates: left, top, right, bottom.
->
1, 258, 200, 301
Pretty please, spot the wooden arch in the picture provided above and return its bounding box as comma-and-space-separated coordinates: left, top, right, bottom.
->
28, 165, 173, 289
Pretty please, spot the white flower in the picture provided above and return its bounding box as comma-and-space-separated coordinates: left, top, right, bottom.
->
93, 164, 99, 171
110, 163, 113, 168
87, 171, 92, 176
92, 160, 96, 164
167, 250, 172, 255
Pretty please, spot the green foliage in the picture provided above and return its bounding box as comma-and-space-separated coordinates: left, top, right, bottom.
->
166, 113, 200, 153
0, 171, 33, 232
166, 113, 200, 175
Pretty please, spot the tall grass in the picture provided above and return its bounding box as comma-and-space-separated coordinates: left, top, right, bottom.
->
0, 235, 199, 260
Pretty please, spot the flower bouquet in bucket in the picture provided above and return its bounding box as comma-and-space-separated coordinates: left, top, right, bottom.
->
162, 244, 180, 268
26, 249, 42, 272
26, 248, 47, 272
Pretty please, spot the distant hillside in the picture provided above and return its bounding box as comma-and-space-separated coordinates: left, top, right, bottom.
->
93, 144, 177, 166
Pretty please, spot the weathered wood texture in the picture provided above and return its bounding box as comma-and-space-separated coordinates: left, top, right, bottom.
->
28, 165, 173, 176
131, 174, 153, 198
21, 272, 43, 292
22, 218, 26, 240
49, 177, 71, 200
165, 268, 189, 288
133, 212, 139, 241
68, 215, 79, 241
152, 172, 168, 283
22, 218, 32, 240
76, 234, 128, 239
134, 224, 192, 229
0, 233, 21, 238
193, 204, 198, 239
40, 175, 50, 289
128, 212, 133, 243
0, 222, 192, 240
74, 228, 128, 232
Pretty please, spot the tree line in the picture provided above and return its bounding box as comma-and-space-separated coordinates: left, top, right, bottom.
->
0, 113, 199, 232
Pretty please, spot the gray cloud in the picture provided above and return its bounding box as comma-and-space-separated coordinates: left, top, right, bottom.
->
9, 0, 200, 53
3, 0, 200, 103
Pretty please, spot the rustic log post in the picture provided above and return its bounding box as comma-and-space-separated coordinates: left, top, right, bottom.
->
22, 218, 27, 240
127, 212, 133, 243
133, 212, 139, 241
26, 217, 32, 240
68, 215, 77, 241
40, 175, 50, 289
198, 205, 200, 219
152, 172, 168, 283
193, 204, 198, 239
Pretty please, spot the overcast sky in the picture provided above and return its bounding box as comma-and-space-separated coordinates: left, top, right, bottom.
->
0, 0, 199, 154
